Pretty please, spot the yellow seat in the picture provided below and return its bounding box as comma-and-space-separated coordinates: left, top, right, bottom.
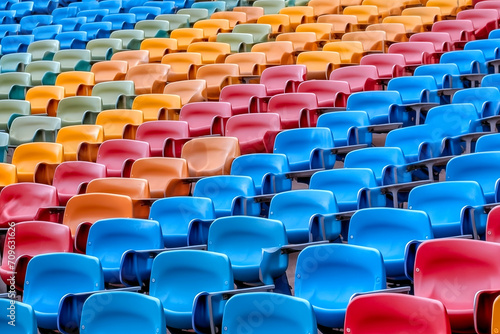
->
170, 28, 205, 51
402, 7, 441, 29
296, 23, 335, 42
279, 6, 315, 30
110, 50, 150, 67
343, 5, 380, 26
161, 52, 203, 82
131, 93, 182, 122
186, 42, 231, 64
25, 85, 65, 116
257, 14, 291, 34
91, 60, 128, 83
195, 63, 239, 100
233, 6, 264, 23
276, 32, 319, 52
382, 15, 424, 33
317, 14, 358, 36
251, 41, 294, 65
55, 71, 95, 97
323, 40, 364, 63
193, 19, 232, 41
225, 52, 267, 75
56, 125, 104, 161
95, 109, 144, 140
426, 0, 460, 17
296, 50, 341, 79
0, 163, 17, 188
340, 0, 364, 7
362, 0, 403, 18
124, 63, 170, 95
181, 136, 240, 177
130, 157, 190, 197
140, 38, 178, 62
308, 0, 341, 17
163, 79, 207, 109
342, 30, 387, 52
211, 11, 247, 27
366, 23, 409, 42
12, 142, 63, 182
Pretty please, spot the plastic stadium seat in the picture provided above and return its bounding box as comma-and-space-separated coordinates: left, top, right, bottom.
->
99, 0, 123, 14
135, 20, 170, 40
386, 75, 440, 105
0, 163, 16, 187
0, 52, 30, 73
132, 94, 182, 123
11, 142, 63, 182
315, 111, 373, 147
253, 0, 285, 14
8, 116, 61, 146
485, 205, 500, 243
366, 23, 409, 43
195, 63, 239, 100
224, 52, 267, 75
186, 42, 231, 64
57, 96, 102, 127
322, 41, 364, 64
111, 49, 149, 67
345, 293, 451, 333
68, 1, 100, 11
475, 132, 500, 152
464, 39, 500, 71
59, 17, 87, 33
295, 22, 335, 41
0, 221, 72, 291
225, 113, 281, 154
125, 63, 170, 95
79, 21, 112, 40
53, 49, 92, 72
52, 161, 107, 205
86, 38, 122, 61
79, 292, 166, 334
440, 49, 488, 74
27, 39, 60, 61
330, 65, 381, 93
52, 6, 78, 23
452, 86, 500, 118
110, 29, 145, 49
25, 61, 61, 86
135, 120, 187, 157
276, 32, 320, 54
77, 8, 109, 23
363, 0, 403, 18
219, 83, 266, 114
0, 10, 15, 24
24, 86, 64, 116
177, 7, 210, 24
347, 90, 403, 125
297, 80, 350, 108
20, 14, 52, 34
317, 14, 358, 35
432, 20, 476, 48
179, 101, 232, 137
161, 52, 203, 82
267, 92, 318, 129
232, 23, 272, 45
211, 11, 247, 27
296, 51, 341, 80
91, 80, 135, 110
457, 8, 498, 39
0, 299, 37, 334
130, 6, 161, 21
307, 0, 340, 15
413, 63, 463, 90
170, 28, 204, 51
140, 37, 177, 62
155, 13, 190, 30
91, 60, 127, 84
192, 1, 226, 15
251, 41, 294, 66
163, 79, 207, 106
55, 31, 88, 50
144, 0, 175, 14
86, 218, 162, 283
0, 23, 20, 38
193, 19, 231, 41
343, 5, 380, 26
1, 34, 34, 54
102, 13, 137, 30
295, 243, 386, 329
23, 253, 104, 330
130, 157, 190, 198
52, 71, 94, 98
388, 41, 440, 66
360, 53, 407, 80
383, 15, 424, 34
342, 30, 388, 52
92, 138, 146, 175
257, 14, 291, 35
409, 32, 454, 52
56, 125, 103, 161
233, 6, 264, 23
259, 64, 307, 95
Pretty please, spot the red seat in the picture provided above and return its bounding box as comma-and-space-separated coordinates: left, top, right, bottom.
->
267, 92, 319, 129
179, 101, 233, 137
486, 205, 500, 243
52, 161, 107, 205
135, 120, 190, 157
225, 113, 282, 154
359, 53, 408, 80
457, 9, 499, 40
219, 83, 267, 114
259, 64, 307, 96
432, 20, 476, 49
387, 41, 440, 66
414, 238, 500, 333
0, 183, 58, 228
96, 139, 151, 177
409, 32, 454, 52
297, 80, 351, 108
345, 293, 451, 334
329, 65, 382, 92
0, 221, 72, 291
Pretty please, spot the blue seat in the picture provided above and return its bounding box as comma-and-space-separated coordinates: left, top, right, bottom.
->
0, 0, 16, 10
192, 175, 261, 217
60, 17, 88, 32
482, 73, 500, 89
33, 24, 62, 41
273, 127, 335, 171
489, 29, 500, 39
475, 132, 500, 152
149, 250, 234, 332
440, 50, 488, 74
268, 189, 341, 244
0, 299, 37, 333
32, 0, 58, 14
10, 1, 32, 18
221, 293, 317, 333
102, 13, 136, 30
452, 87, 500, 118
295, 243, 386, 329
149, 196, 216, 248
0, 23, 19, 38
99, 0, 123, 14
55, 31, 88, 50
86, 218, 163, 284
0, 52, 31, 73
22, 253, 104, 330
230, 153, 292, 195
191, 1, 226, 15
130, 6, 162, 20
316, 111, 373, 147
19, 14, 53, 34
144, 0, 176, 14
346, 90, 403, 125
77, 9, 110, 23
69, 0, 100, 11
1, 35, 34, 54
348, 207, 433, 280
80, 291, 166, 334
80, 21, 113, 39
413, 63, 463, 91
52, 7, 78, 23
0, 9, 16, 23
408, 181, 487, 237
465, 39, 500, 61
387, 75, 440, 105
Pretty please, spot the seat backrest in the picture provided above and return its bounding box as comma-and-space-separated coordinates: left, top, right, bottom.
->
96, 139, 151, 176
251, 40, 294, 64
386, 75, 438, 104
95, 109, 144, 140
346, 90, 402, 124
225, 113, 281, 154
316, 110, 371, 147
57, 96, 102, 126
219, 83, 267, 113
110, 49, 149, 67
0, 300, 37, 334
91, 80, 135, 109
163, 79, 207, 105
329, 64, 379, 91
11, 142, 63, 182
140, 37, 178, 62
267, 92, 318, 128
56, 124, 104, 161
135, 120, 189, 156
344, 147, 406, 184
125, 63, 170, 95
259, 64, 307, 95
86, 177, 150, 199
132, 94, 182, 122
186, 41, 231, 64
8, 115, 61, 146
179, 101, 233, 137
475, 132, 500, 153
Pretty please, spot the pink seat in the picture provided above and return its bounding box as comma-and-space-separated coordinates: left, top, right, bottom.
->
0, 221, 72, 291
298, 80, 351, 108
0, 183, 58, 228
267, 92, 319, 129
225, 113, 282, 154
96, 139, 151, 177
387, 41, 440, 66
360, 53, 408, 79
135, 120, 190, 157
52, 161, 107, 205
179, 101, 233, 137
124, 63, 171, 95
409, 32, 454, 52
457, 9, 499, 39
329, 65, 382, 92
475, 0, 500, 18
219, 83, 267, 114
432, 20, 476, 49
260, 64, 307, 96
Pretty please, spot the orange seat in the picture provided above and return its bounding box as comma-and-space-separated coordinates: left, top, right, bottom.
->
186, 41, 231, 64
55, 71, 95, 97
131, 93, 182, 122
130, 157, 190, 197
366, 23, 409, 42
296, 50, 341, 79
251, 41, 294, 65
181, 136, 240, 177
233, 6, 264, 23
0, 163, 17, 188
342, 30, 387, 52
279, 6, 315, 30
276, 32, 319, 52
140, 38, 178, 62
95, 109, 144, 140
211, 11, 247, 27
296, 22, 335, 41
124, 63, 170, 94
383, 15, 424, 33
91, 60, 128, 83
426, 0, 461, 17
195, 63, 239, 100
323, 40, 365, 63
225, 52, 267, 76
110, 50, 150, 67
317, 14, 358, 36
193, 19, 232, 41
362, 0, 404, 18
25, 85, 65, 116
170, 28, 204, 51
402, 7, 442, 29
161, 52, 203, 82
308, 0, 341, 16
163, 79, 207, 108
56, 125, 104, 161
257, 14, 291, 34
343, 5, 380, 26
12, 142, 63, 182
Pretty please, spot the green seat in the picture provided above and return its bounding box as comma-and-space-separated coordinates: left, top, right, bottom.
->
177, 8, 209, 24
0, 72, 32, 100
25, 61, 61, 86
216, 32, 254, 52
134, 19, 170, 38
86, 38, 123, 61
91, 80, 135, 110
27, 40, 60, 61
0, 132, 8, 162
232, 23, 272, 44
0, 100, 30, 131
155, 14, 190, 30
53, 49, 92, 72
0, 52, 31, 73
110, 29, 145, 50
191, 1, 226, 15
8, 115, 62, 146
253, 0, 286, 14
57, 96, 103, 126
